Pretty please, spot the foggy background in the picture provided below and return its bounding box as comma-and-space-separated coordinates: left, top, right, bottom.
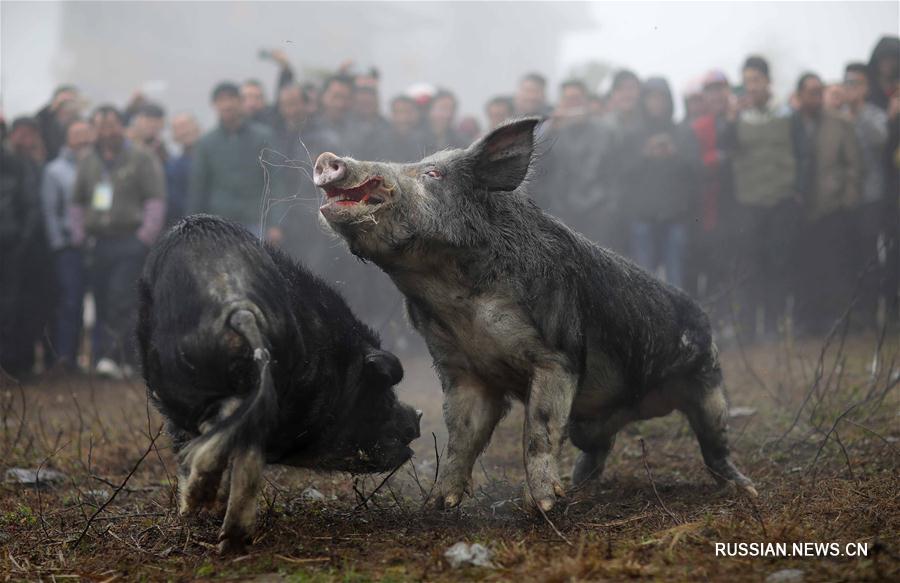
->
3, 1, 898, 126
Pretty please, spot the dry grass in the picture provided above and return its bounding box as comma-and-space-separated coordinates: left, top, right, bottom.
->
1, 332, 898, 582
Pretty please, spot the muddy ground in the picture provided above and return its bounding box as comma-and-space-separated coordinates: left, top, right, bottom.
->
1, 332, 898, 582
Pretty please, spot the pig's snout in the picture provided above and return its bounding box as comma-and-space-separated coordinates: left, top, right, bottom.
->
314, 152, 347, 187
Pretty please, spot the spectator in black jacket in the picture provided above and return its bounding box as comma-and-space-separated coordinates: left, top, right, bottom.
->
620, 77, 701, 291
0, 116, 53, 377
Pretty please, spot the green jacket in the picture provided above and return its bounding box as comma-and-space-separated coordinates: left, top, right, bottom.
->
73, 142, 166, 238
188, 121, 272, 226
732, 104, 797, 208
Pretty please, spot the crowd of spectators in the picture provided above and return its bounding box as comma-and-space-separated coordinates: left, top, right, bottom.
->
1, 38, 898, 380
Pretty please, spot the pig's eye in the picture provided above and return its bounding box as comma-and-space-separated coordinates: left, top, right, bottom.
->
424, 169, 443, 180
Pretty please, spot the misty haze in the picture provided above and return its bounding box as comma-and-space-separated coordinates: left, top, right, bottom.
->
1, 2, 898, 581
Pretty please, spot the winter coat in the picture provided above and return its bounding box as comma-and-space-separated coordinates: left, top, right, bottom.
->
619, 77, 701, 223
188, 121, 272, 226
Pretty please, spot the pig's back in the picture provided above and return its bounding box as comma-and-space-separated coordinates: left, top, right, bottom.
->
138, 215, 296, 431
518, 208, 716, 391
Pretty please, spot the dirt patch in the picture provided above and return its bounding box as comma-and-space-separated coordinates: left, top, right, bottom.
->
1, 334, 898, 581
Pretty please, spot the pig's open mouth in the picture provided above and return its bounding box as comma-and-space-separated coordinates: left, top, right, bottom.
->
321, 177, 388, 209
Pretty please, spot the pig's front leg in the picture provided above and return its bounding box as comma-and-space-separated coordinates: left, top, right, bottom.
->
427, 376, 506, 510
523, 361, 577, 512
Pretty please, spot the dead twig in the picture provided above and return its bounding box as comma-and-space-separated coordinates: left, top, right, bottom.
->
580, 512, 654, 529
833, 431, 857, 483
639, 439, 680, 525
521, 417, 573, 547
354, 461, 405, 511
424, 431, 441, 503
71, 424, 164, 548
36, 439, 74, 542
274, 555, 330, 564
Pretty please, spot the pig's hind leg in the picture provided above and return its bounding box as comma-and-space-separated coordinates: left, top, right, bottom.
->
217, 445, 264, 554
177, 397, 242, 516
680, 384, 758, 497
571, 434, 616, 488
178, 436, 230, 516
569, 407, 635, 488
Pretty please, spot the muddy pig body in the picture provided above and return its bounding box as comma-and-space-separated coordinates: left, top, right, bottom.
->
313, 118, 756, 512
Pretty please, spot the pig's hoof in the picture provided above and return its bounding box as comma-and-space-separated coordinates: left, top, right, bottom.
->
739, 483, 759, 498
425, 478, 469, 511
709, 459, 757, 498
217, 537, 247, 556
528, 495, 557, 514
524, 480, 564, 514
425, 490, 464, 511
217, 531, 250, 555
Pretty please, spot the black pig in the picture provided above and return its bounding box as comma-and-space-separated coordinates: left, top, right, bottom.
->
137, 215, 421, 553
313, 118, 756, 513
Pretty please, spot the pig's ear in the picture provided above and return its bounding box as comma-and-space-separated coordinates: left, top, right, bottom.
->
364, 349, 404, 386
469, 117, 541, 192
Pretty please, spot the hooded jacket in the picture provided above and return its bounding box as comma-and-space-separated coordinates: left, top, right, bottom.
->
619, 77, 701, 223
867, 36, 900, 111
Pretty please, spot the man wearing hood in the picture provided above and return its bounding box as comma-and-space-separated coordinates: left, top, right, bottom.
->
619, 76, 701, 291
867, 36, 899, 112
